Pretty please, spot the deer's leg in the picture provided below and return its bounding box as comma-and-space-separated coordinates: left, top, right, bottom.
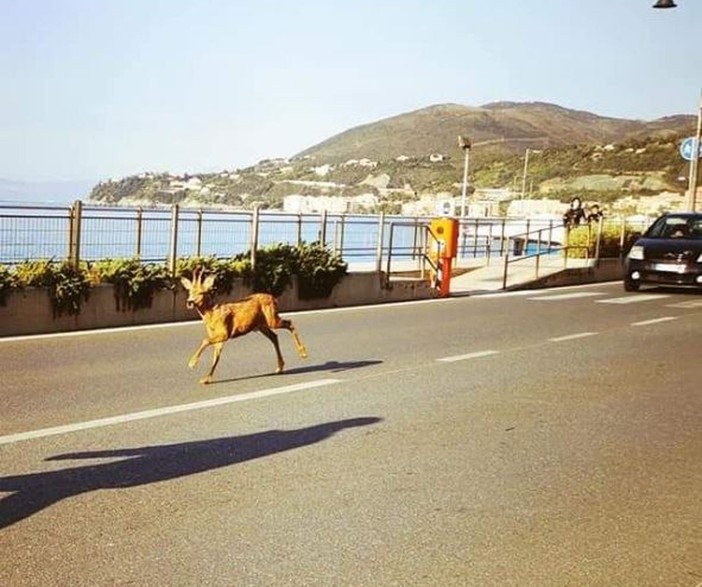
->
188, 338, 211, 369
259, 326, 285, 373
200, 341, 225, 384
277, 318, 308, 359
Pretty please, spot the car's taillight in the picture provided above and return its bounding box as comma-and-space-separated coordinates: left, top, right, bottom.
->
628, 245, 644, 260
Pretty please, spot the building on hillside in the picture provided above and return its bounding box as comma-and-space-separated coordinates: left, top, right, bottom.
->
283, 195, 349, 214
507, 198, 566, 218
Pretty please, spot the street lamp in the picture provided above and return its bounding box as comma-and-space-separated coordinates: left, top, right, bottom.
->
458, 135, 471, 217
520, 148, 542, 200
651, 0, 699, 210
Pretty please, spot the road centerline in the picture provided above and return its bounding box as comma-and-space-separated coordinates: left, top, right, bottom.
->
549, 332, 598, 342
0, 378, 341, 446
631, 316, 678, 327
437, 350, 500, 363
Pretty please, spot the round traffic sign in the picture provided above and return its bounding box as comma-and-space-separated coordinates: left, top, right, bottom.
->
680, 137, 702, 161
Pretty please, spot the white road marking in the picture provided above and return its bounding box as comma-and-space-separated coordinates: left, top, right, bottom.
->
549, 332, 598, 342
0, 378, 341, 446
596, 294, 670, 304
631, 316, 678, 327
528, 292, 605, 301
667, 300, 702, 309
437, 350, 500, 363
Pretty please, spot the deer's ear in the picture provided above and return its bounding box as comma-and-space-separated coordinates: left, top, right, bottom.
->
202, 275, 216, 291
180, 277, 193, 290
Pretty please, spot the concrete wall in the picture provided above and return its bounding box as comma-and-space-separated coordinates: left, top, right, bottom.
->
0, 273, 436, 338
509, 258, 624, 290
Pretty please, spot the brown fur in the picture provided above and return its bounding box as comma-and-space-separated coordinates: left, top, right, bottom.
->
181, 271, 307, 384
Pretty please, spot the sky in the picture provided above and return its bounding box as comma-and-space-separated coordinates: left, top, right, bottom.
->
1, 0, 700, 183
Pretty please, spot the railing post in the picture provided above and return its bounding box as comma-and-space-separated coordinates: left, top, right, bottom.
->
375, 212, 385, 273
502, 252, 510, 290
386, 223, 395, 276
319, 210, 328, 246
335, 214, 345, 256
594, 216, 604, 261
168, 203, 179, 274
619, 216, 627, 259
195, 208, 203, 257
135, 207, 143, 259
296, 213, 303, 247
500, 219, 506, 256
472, 218, 479, 257
250, 207, 260, 270
68, 199, 82, 268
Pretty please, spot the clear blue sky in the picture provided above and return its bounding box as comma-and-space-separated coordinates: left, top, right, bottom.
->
1, 0, 700, 181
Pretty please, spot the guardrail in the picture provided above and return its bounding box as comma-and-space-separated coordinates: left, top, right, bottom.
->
0, 201, 651, 281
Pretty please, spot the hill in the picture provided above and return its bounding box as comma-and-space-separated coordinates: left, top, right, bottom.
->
88, 102, 696, 214
294, 102, 692, 162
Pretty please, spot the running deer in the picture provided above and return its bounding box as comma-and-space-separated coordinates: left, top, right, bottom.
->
181, 271, 307, 384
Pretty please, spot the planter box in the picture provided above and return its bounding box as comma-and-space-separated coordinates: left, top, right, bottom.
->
0, 273, 436, 337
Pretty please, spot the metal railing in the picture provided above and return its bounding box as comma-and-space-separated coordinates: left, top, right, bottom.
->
0, 201, 651, 284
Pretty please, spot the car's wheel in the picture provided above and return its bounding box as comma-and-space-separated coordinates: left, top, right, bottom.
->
624, 277, 640, 292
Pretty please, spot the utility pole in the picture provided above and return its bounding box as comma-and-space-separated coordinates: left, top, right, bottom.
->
458, 135, 471, 218
687, 92, 702, 212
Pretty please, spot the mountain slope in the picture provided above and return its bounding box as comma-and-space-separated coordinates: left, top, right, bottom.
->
295, 102, 692, 163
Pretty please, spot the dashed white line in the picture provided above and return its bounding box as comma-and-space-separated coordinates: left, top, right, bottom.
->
549, 332, 598, 342
597, 294, 670, 304
667, 300, 702, 309
631, 316, 678, 327
0, 378, 341, 446
528, 292, 605, 301
437, 350, 500, 363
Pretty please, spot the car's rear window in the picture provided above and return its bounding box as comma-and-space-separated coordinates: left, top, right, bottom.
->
646, 216, 702, 239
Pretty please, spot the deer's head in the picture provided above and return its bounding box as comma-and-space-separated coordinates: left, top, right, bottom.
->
181, 270, 216, 310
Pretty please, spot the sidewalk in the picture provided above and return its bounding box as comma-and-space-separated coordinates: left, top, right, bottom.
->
450, 256, 611, 295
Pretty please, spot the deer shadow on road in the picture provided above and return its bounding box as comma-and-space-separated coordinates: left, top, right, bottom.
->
0, 416, 382, 529
210, 359, 383, 384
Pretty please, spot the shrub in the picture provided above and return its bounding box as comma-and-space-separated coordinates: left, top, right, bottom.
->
237, 244, 298, 297
565, 224, 643, 259
175, 256, 247, 296
10, 259, 91, 317
0, 244, 349, 317
92, 258, 174, 311
295, 242, 348, 300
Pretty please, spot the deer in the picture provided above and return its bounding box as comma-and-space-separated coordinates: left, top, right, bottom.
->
180, 270, 307, 384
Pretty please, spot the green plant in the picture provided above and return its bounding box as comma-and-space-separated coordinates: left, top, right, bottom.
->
10, 260, 92, 317
294, 242, 348, 300
0, 265, 16, 307
92, 258, 174, 311
175, 256, 247, 296
565, 224, 643, 259
238, 244, 298, 297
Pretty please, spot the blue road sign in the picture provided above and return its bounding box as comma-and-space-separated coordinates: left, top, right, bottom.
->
680, 137, 702, 161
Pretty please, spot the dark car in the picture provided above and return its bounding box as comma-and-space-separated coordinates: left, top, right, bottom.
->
623, 212, 702, 291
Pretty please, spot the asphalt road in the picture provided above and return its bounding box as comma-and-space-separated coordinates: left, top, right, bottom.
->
1, 282, 701, 587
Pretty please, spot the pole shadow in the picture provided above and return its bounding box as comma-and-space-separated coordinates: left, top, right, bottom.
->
0, 416, 382, 529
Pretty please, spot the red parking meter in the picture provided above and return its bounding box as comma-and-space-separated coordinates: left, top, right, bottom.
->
428, 218, 459, 297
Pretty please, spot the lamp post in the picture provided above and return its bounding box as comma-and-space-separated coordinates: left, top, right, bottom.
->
651, 0, 699, 209
686, 94, 702, 212
520, 148, 542, 202
458, 135, 471, 217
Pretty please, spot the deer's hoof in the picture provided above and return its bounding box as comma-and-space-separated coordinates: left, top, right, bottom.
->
199, 376, 212, 385
188, 359, 198, 369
